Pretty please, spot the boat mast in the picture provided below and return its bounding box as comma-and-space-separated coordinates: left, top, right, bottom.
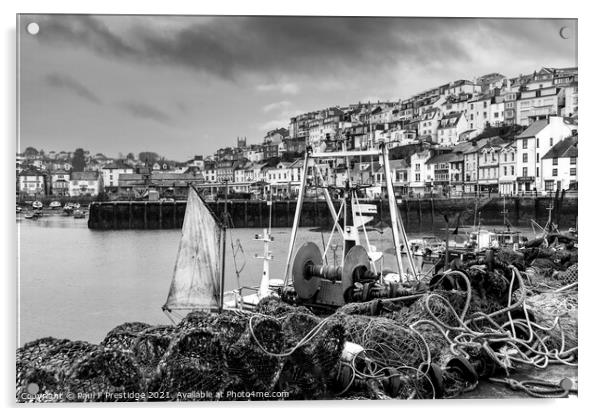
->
218, 178, 228, 313
283, 150, 311, 288
382, 143, 417, 280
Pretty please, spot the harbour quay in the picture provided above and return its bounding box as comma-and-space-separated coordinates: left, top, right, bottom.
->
87, 195, 577, 230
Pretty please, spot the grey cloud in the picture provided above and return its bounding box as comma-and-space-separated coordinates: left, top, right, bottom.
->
119, 101, 172, 124
45, 73, 102, 104
31, 15, 517, 80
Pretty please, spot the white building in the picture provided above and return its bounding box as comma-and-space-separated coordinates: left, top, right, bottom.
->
409, 149, 433, 196
18, 169, 45, 196
499, 142, 517, 195
515, 87, 565, 126
541, 135, 578, 193
69, 171, 103, 196
418, 108, 440, 138
436, 112, 468, 145
514, 116, 577, 193
101, 163, 134, 189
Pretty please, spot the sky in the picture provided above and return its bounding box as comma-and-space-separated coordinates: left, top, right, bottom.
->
18, 15, 577, 161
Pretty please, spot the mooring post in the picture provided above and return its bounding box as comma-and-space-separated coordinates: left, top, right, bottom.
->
259, 200, 263, 228
431, 198, 435, 227
113, 202, 118, 230
143, 202, 148, 229
418, 198, 423, 224
128, 202, 133, 229
173, 201, 177, 228
158, 202, 163, 230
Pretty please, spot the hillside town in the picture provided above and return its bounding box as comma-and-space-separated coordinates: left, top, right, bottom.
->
17, 67, 578, 202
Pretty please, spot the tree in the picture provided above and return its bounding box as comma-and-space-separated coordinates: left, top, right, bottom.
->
23, 147, 38, 158
126, 152, 135, 160
138, 152, 159, 166
72, 148, 86, 172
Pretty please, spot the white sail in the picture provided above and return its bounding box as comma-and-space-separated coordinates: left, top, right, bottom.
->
163, 186, 224, 311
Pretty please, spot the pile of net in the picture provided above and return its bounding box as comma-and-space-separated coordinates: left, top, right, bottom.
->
17, 337, 144, 402
16, 252, 578, 402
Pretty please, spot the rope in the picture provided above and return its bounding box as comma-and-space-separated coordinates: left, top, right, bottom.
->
489, 377, 576, 398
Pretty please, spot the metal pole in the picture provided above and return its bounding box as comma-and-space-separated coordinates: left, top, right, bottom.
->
219, 180, 228, 313
283, 150, 310, 287
381, 144, 405, 279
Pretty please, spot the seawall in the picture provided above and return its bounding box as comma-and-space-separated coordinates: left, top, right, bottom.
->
87, 196, 578, 232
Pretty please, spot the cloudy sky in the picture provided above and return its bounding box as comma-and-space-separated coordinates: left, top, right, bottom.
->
18, 15, 577, 160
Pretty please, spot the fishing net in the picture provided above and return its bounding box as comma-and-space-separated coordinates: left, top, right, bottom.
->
17, 338, 144, 402
224, 314, 285, 397
556, 263, 578, 286
101, 322, 153, 351
154, 327, 227, 400
132, 325, 178, 381
525, 291, 578, 357
16, 247, 579, 402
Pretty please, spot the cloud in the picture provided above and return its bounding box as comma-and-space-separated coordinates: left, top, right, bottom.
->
119, 101, 171, 125
259, 119, 289, 132
31, 15, 576, 84
262, 100, 292, 113
257, 83, 300, 95
45, 73, 102, 104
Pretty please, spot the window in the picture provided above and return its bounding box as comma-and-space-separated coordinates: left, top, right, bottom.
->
570, 157, 576, 165
536, 138, 539, 148
504, 153, 507, 162
552, 168, 557, 176
511, 153, 515, 162
511, 166, 515, 175
415, 164, 420, 170
503, 166, 507, 176
570, 168, 577, 176
483, 111, 487, 118
522, 153, 528, 163
522, 167, 528, 177
552, 157, 558, 165
545, 180, 554, 192
536, 154, 539, 163
523, 139, 528, 149
415, 173, 421, 181
550, 138, 553, 146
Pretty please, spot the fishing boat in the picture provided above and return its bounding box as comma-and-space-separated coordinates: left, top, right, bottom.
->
24, 211, 39, 220
63, 203, 74, 215
73, 210, 85, 219
32, 200, 43, 210
162, 142, 424, 319
49, 201, 62, 209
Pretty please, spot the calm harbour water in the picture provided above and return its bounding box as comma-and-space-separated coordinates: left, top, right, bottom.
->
17, 214, 538, 346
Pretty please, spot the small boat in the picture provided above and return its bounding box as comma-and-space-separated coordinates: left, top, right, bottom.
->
16, 206, 22, 213
24, 211, 39, 220
49, 201, 62, 209
73, 210, 85, 219
63, 204, 74, 215
32, 201, 43, 210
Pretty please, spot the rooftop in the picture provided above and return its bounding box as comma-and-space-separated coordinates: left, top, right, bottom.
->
542, 136, 578, 159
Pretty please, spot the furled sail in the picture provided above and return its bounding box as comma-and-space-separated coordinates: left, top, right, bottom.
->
163, 186, 224, 311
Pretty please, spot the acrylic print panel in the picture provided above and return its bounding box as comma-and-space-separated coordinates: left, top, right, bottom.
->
16, 14, 578, 402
